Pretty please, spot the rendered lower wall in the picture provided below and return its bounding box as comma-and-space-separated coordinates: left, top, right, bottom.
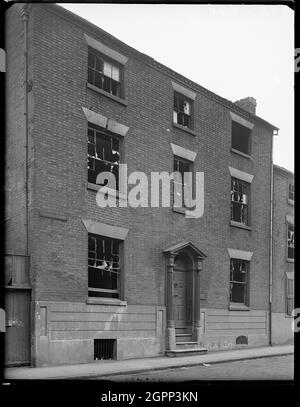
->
33, 301, 166, 367
200, 308, 269, 351
271, 312, 294, 345
33, 302, 272, 366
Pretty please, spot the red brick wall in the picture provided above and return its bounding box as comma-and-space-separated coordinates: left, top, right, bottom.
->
7, 4, 274, 312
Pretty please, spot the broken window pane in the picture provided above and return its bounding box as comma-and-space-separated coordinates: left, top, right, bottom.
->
287, 225, 294, 260
88, 234, 120, 298
173, 157, 192, 208
87, 125, 120, 188
230, 259, 248, 304
231, 178, 249, 225
87, 48, 122, 97
173, 93, 192, 129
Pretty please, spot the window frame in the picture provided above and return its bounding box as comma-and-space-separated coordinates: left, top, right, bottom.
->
173, 155, 193, 211
230, 177, 251, 227
88, 233, 122, 299
229, 258, 250, 306
173, 92, 194, 130
287, 223, 294, 262
87, 46, 124, 99
288, 181, 294, 205
87, 122, 122, 190
286, 273, 294, 317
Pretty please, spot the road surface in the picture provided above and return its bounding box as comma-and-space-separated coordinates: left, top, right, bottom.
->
94, 355, 293, 381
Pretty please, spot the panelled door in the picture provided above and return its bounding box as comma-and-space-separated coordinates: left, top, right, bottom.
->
5, 290, 31, 366
173, 253, 193, 333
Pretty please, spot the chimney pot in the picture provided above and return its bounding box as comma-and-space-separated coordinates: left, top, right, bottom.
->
234, 97, 257, 115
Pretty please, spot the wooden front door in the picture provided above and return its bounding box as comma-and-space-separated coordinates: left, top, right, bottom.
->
5, 290, 31, 366
173, 254, 193, 332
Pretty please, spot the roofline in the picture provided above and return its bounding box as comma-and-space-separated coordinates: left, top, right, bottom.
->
33, 3, 278, 131
273, 164, 294, 178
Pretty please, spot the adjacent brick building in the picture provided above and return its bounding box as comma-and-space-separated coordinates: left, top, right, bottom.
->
5, 3, 287, 367
272, 165, 294, 345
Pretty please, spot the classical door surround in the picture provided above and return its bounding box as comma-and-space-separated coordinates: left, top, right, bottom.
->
163, 241, 206, 351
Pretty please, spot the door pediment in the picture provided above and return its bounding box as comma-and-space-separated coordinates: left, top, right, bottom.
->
163, 241, 206, 259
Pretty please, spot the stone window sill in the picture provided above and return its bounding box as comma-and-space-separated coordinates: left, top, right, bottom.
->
87, 183, 127, 202
172, 122, 197, 137
230, 221, 252, 231
231, 148, 252, 160
86, 297, 127, 306
87, 83, 128, 106
286, 258, 294, 263
287, 199, 294, 206
229, 303, 250, 311
285, 314, 294, 319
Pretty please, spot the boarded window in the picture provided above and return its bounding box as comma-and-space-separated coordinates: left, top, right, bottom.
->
88, 234, 120, 298
287, 224, 294, 260
230, 259, 249, 305
232, 121, 251, 155
88, 47, 122, 97
173, 93, 193, 129
231, 178, 250, 225
87, 123, 120, 187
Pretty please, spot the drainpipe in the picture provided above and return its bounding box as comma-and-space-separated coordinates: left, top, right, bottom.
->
21, 5, 29, 257
269, 133, 274, 346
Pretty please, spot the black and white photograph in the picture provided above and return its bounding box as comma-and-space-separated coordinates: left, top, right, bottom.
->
0, 0, 295, 399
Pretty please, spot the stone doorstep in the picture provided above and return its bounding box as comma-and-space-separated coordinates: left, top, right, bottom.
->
176, 341, 198, 349
166, 347, 208, 357
175, 333, 193, 342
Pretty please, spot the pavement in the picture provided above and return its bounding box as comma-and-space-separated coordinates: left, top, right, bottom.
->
4, 344, 294, 381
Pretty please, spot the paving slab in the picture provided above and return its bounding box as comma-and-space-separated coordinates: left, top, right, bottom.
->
4, 344, 294, 380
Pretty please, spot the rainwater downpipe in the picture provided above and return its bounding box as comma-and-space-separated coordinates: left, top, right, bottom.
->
21, 5, 29, 257
269, 133, 275, 346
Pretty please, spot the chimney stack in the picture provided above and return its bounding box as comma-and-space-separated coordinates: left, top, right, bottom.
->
234, 97, 257, 115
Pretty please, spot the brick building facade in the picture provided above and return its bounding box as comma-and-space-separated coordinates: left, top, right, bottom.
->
5, 3, 288, 367
272, 165, 294, 345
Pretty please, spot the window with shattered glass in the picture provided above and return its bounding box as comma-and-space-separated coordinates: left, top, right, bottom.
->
88, 47, 122, 97
231, 178, 249, 225
287, 224, 294, 260
88, 234, 120, 298
87, 123, 120, 188
230, 259, 248, 304
173, 93, 193, 129
173, 157, 192, 208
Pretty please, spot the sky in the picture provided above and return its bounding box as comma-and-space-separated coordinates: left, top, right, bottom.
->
61, 3, 294, 172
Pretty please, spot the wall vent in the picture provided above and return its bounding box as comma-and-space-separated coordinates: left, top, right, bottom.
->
94, 339, 116, 360
236, 335, 248, 345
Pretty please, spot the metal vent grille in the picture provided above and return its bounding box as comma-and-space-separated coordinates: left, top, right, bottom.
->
94, 339, 116, 360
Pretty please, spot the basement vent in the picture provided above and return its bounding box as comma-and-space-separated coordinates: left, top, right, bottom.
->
236, 335, 248, 345
94, 339, 116, 360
